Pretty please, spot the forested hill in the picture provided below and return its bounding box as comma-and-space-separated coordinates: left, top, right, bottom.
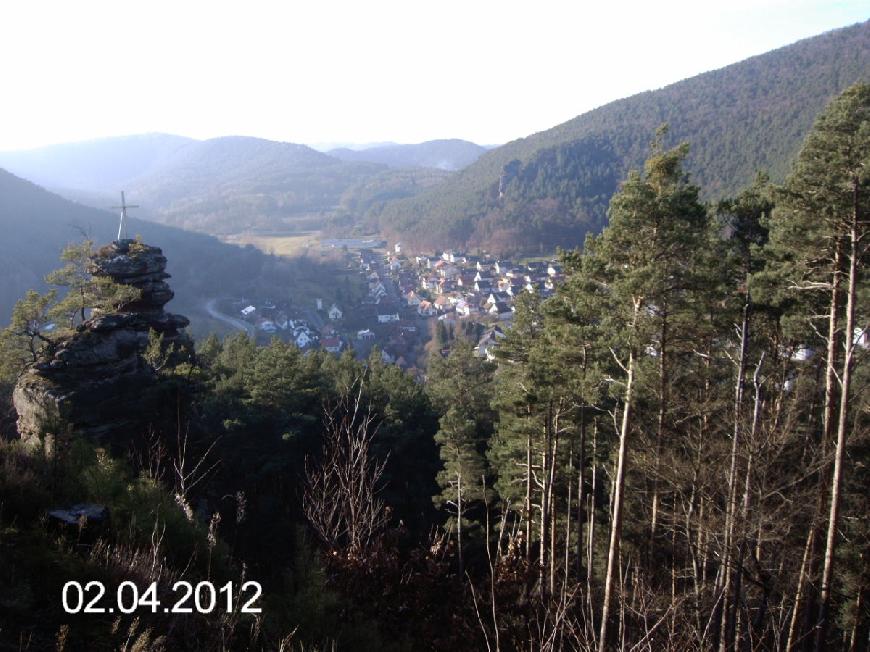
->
372, 20, 870, 253
0, 169, 308, 329
0, 135, 453, 236
329, 139, 487, 171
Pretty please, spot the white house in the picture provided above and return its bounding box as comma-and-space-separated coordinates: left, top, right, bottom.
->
357, 329, 376, 340
394, 242, 402, 254
295, 331, 314, 348
476, 327, 506, 360
328, 304, 343, 320
241, 305, 256, 317
377, 313, 400, 323
456, 300, 478, 318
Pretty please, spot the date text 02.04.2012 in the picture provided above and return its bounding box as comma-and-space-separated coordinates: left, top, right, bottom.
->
61, 580, 262, 615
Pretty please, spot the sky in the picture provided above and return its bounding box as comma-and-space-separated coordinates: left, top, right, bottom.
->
0, 0, 867, 151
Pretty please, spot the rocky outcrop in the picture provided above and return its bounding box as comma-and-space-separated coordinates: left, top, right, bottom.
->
13, 239, 192, 449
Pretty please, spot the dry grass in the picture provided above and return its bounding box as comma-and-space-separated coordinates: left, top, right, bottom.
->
221, 232, 321, 258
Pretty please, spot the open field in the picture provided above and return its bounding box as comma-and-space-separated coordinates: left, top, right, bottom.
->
220, 231, 321, 257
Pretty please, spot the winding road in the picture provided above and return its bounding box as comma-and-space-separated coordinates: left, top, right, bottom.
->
203, 298, 255, 336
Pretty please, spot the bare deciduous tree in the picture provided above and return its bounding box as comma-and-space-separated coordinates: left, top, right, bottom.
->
303, 378, 389, 558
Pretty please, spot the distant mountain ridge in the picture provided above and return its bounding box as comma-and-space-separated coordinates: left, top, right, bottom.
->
0, 133, 194, 195
370, 20, 870, 253
0, 135, 453, 235
329, 139, 487, 171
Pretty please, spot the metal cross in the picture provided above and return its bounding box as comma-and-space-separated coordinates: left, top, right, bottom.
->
111, 191, 139, 241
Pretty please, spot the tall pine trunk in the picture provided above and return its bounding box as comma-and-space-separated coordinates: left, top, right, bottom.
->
650, 312, 668, 555
719, 290, 750, 652
814, 202, 860, 651
598, 301, 638, 652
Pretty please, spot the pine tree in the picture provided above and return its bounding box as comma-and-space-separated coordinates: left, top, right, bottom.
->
713, 174, 774, 650
428, 339, 495, 575
587, 131, 709, 651
767, 83, 869, 650
46, 239, 140, 329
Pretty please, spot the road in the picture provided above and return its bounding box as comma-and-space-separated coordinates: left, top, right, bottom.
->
203, 298, 255, 336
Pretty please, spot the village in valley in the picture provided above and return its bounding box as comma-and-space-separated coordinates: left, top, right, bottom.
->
227, 241, 565, 374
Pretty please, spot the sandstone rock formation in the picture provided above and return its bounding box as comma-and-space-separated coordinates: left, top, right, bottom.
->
13, 239, 192, 449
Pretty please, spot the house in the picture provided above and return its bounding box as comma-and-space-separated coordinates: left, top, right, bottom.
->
476, 326, 506, 360
388, 257, 402, 272
322, 337, 343, 353
378, 313, 400, 323
328, 304, 343, 320
417, 300, 437, 317
295, 331, 314, 348
434, 295, 453, 311
548, 263, 563, 277
258, 319, 277, 333
405, 290, 422, 306
489, 301, 512, 318
240, 305, 256, 317
486, 292, 510, 306
456, 300, 478, 318
475, 279, 494, 293
505, 282, 524, 297
394, 242, 402, 254
357, 329, 376, 340
494, 260, 514, 274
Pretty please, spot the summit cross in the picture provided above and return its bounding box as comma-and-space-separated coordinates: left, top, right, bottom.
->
111, 191, 139, 241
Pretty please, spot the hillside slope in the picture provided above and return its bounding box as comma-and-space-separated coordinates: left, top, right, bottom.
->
329, 139, 487, 171
0, 169, 304, 331
373, 20, 870, 253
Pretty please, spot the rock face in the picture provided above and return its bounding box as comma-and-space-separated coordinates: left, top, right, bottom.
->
13, 240, 192, 449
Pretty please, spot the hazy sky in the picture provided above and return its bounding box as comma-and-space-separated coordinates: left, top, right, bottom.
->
1, 0, 867, 151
